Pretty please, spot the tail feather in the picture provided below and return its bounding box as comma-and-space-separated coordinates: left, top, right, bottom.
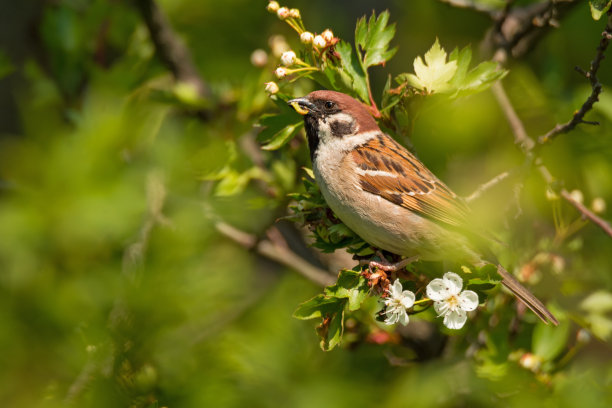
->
497, 265, 559, 326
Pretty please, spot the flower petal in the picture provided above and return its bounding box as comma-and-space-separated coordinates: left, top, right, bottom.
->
458, 290, 479, 312
442, 272, 463, 295
426, 278, 449, 301
398, 309, 410, 326
400, 290, 416, 308
384, 310, 399, 325
443, 309, 467, 330
433, 300, 449, 316
390, 279, 403, 298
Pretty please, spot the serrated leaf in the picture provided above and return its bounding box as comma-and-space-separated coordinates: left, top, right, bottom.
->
405, 38, 457, 93
449, 46, 472, 86
355, 11, 397, 68
336, 41, 369, 102
590, 0, 612, 20
532, 313, 570, 361
325, 270, 369, 311
452, 61, 507, 98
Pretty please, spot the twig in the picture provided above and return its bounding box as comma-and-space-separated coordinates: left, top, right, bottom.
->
215, 222, 335, 287
538, 15, 612, 144
465, 170, 511, 203
492, 81, 612, 238
134, 0, 210, 99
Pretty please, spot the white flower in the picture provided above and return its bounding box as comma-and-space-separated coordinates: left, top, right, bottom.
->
264, 81, 279, 94
383, 279, 415, 326
277, 7, 290, 19
280, 50, 296, 66
313, 35, 326, 49
289, 8, 300, 19
274, 67, 287, 79
300, 31, 314, 44
321, 29, 334, 44
426, 272, 478, 330
266, 1, 279, 13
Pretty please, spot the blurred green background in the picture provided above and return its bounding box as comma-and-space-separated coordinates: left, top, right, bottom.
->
1, 1, 612, 407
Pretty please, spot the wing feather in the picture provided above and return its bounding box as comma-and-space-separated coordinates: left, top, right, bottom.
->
351, 133, 470, 228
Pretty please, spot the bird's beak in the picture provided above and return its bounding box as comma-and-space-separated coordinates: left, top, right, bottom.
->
288, 97, 315, 115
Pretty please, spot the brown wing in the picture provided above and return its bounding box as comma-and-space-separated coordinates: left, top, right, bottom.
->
352, 133, 470, 228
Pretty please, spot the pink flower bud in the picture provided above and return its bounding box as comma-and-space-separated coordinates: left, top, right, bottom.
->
280, 51, 296, 66
264, 81, 279, 94
277, 7, 290, 19
274, 67, 287, 79
300, 31, 314, 44
321, 29, 334, 44
266, 1, 280, 13
313, 35, 326, 49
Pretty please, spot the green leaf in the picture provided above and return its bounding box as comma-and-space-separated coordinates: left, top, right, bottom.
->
324, 269, 369, 311
355, 11, 398, 68
293, 295, 345, 320
532, 312, 570, 361
336, 41, 369, 102
452, 61, 507, 98
319, 306, 345, 351
261, 122, 302, 150
403, 38, 457, 94
448, 46, 472, 86
590, 0, 612, 20
581, 291, 612, 314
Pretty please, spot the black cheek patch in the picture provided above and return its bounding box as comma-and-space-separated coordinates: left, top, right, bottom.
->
330, 119, 355, 137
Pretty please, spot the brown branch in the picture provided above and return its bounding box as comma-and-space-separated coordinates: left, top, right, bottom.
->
215, 222, 336, 287
134, 0, 210, 99
539, 14, 612, 144
560, 189, 612, 237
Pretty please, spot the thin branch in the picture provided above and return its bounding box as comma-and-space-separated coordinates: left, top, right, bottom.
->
492, 81, 612, 238
134, 0, 210, 99
560, 189, 612, 237
215, 222, 336, 287
538, 15, 612, 144
465, 170, 511, 203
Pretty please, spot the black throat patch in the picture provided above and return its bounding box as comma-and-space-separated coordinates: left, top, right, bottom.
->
304, 115, 320, 161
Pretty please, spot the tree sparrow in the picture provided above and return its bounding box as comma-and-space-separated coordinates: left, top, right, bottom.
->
288, 90, 558, 325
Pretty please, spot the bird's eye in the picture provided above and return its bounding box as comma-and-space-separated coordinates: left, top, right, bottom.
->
324, 101, 335, 110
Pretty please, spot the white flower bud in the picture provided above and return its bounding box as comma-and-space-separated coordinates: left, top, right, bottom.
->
266, 1, 279, 13
300, 31, 314, 44
519, 353, 542, 372
321, 29, 334, 44
264, 81, 279, 94
277, 7, 290, 19
274, 67, 287, 79
591, 197, 606, 214
280, 50, 296, 66
289, 8, 300, 19
569, 189, 584, 205
313, 35, 326, 49
250, 49, 268, 67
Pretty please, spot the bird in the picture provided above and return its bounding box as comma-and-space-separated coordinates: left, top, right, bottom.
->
287, 90, 558, 325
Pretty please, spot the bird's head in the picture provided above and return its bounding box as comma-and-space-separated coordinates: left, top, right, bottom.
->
288, 90, 379, 160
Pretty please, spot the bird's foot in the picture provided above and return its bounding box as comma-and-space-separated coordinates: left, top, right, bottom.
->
361, 251, 418, 272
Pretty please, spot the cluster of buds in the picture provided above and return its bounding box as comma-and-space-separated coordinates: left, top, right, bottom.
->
264, 2, 338, 95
